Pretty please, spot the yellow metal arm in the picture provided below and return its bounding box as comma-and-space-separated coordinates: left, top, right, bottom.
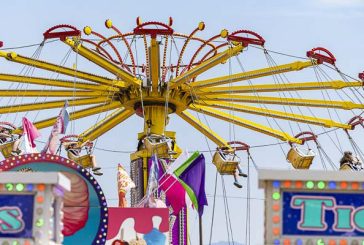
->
189, 104, 302, 144
170, 44, 244, 89
0, 51, 125, 88
195, 80, 363, 94
150, 38, 160, 91
0, 73, 118, 92
64, 38, 141, 87
0, 90, 107, 97
177, 110, 229, 148
0, 97, 111, 114
197, 94, 364, 110
196, 101, 351, 129
79, 108, 134, 142
13, 101, 120, 134
191, 60, 314, 88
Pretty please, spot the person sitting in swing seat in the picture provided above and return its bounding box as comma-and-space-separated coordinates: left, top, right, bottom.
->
63, 140, 103, 176
219, 149, 248, 188
0, 127, 23, 156
340, 151, 363, 171
233, 163, 248, 188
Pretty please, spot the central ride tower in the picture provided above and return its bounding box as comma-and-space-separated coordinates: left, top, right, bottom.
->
128, 18, 187, 245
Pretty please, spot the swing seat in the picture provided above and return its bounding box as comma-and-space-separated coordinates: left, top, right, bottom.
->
144, 137, 171, 157
287, 146, 315, 169
67, 152, 93, 168
340, 162, 363, 171
0, 141, 15, 158
212, 151, 238, 175
340, 163, 353, 171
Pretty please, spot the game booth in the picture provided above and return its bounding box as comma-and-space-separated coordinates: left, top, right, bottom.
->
259, 170, 364, 245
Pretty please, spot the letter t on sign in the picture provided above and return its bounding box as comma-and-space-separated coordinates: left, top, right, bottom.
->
291, 196, 335, 231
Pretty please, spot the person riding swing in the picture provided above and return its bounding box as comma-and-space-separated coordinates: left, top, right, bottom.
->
340, 151, 363, 171
0, 125, 23, 157
63, 140, 103, 176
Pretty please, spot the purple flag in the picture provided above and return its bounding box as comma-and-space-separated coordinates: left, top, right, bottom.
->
177, 154, 207, 216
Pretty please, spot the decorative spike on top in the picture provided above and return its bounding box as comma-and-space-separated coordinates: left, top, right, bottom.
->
105, 19, 113, 29
136, 16, 142, 26
83, 26, 92, 36
168, 17, 173, 26
198, 22, 205, 31
220, 29, 229, 38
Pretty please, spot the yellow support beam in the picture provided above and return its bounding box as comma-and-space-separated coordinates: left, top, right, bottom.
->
197, 94, 364, 110
64, 38, 141, 87
195, 80, 363, 94
0, 90, 107, 97
0, 97, 111, 114
191, 60, 315, 88
177, 110, 229, 148
170, 44, 244, 89
149, 38, 160, 91
0, 73, 119, 92
13, 101, 121, 134
196, 101, 351, 129
0, 51, 125, 88
189, 104, 302, 144
79, 108, 134, 142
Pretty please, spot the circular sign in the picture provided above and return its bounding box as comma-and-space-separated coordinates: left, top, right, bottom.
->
0, 153, 108, 244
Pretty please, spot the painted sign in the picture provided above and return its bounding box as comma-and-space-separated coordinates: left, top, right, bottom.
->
283, 191, 364, 236
106, 208, 169, 245
0, 195, 34, 238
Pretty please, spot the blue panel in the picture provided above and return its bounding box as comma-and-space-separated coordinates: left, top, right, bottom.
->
282, 191, 364, 236
0, 194, 34, 238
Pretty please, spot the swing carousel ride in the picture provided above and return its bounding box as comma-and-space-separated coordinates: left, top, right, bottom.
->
0, 17, 364, 244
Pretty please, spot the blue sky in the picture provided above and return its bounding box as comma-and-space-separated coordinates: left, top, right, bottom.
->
1, 0, 364, 244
